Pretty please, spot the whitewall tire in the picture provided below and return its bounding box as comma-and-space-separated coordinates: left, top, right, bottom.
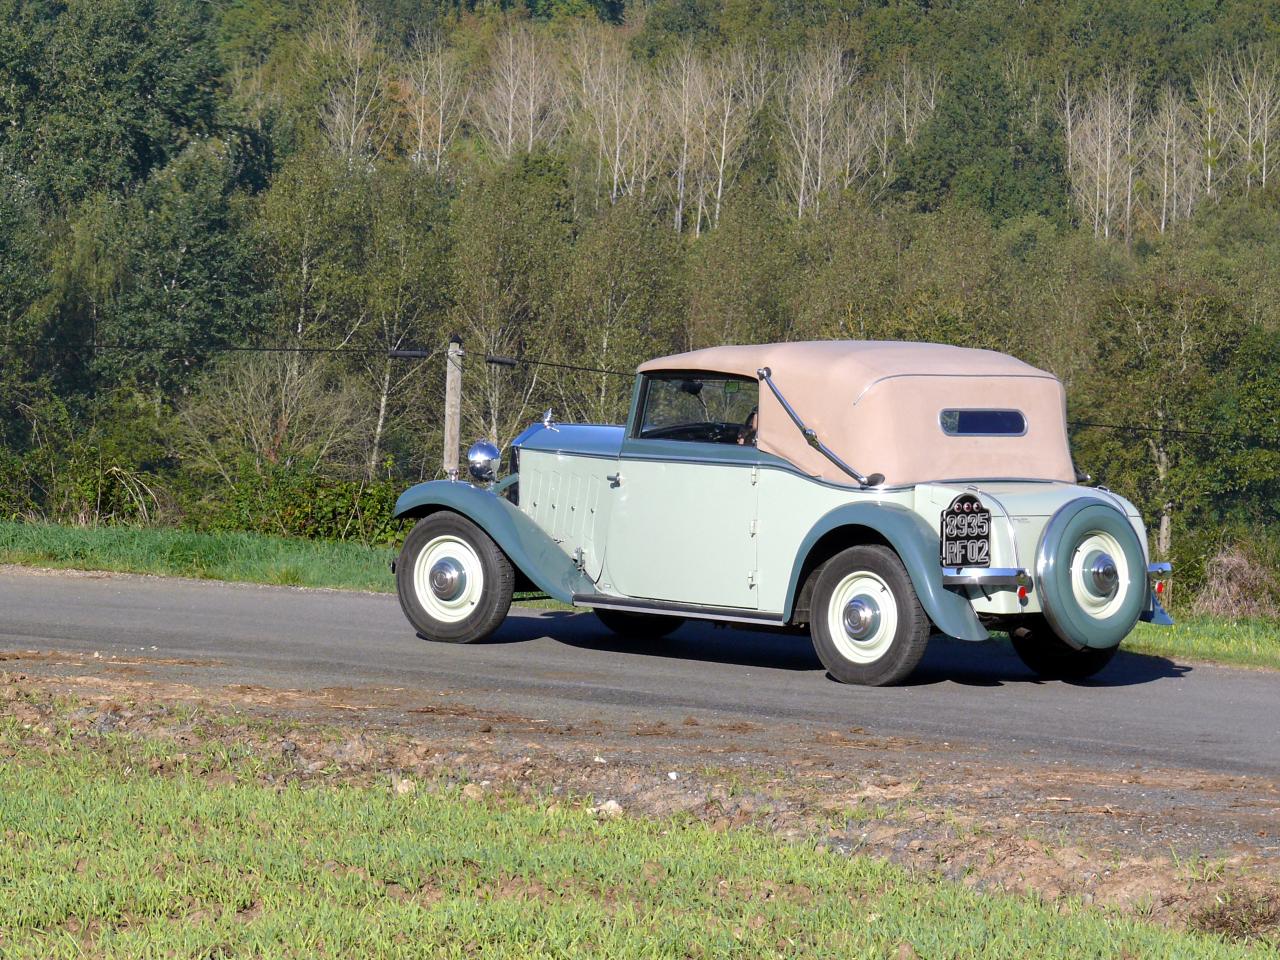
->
809, 545, 931, 686
396, 512, 514, 644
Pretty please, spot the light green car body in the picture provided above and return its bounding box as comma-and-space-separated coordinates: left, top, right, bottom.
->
394, 389, 1170, 647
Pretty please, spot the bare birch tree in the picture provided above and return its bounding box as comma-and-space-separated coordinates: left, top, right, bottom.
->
403, 33, 471, 174
1191, 59, 1236, 199
1065, 70, 1139, 240
567, 24, 667, 203
698, 43, 769, 231
309, 1, 393, 164
1145, 85, 1200, 232
476, 22, 562, 162
865, 75, 906, 197
892, 52, 940, 146
837, 91, 874, 189
661, 41, 708, 232
1227, 49, 1280, 192
779, 42, 852, 218
1060, 75, 1078, 177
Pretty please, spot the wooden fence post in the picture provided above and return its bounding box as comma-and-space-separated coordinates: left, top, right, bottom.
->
443, 335, 463, 480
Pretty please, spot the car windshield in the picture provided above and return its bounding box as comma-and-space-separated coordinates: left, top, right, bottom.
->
638, 374, 759, 445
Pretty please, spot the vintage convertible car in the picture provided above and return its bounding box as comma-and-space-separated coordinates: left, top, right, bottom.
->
392, 341, 1172, 685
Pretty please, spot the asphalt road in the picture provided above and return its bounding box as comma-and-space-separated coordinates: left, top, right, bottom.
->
2, 569, 1278, 778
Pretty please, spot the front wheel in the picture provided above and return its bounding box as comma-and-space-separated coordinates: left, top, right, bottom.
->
395, 511, 514, 644
1009, 616, 1117, 681
808, 545, 931, 686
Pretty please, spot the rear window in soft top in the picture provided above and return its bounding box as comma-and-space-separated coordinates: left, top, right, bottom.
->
939, 409, 1027, 436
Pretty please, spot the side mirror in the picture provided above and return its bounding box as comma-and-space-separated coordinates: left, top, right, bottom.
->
467, 440, 502, 483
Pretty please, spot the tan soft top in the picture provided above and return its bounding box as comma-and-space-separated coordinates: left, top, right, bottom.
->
638, 341, 1074, 486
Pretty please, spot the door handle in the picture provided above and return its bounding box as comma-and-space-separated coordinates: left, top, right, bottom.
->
606, 473, 622, 487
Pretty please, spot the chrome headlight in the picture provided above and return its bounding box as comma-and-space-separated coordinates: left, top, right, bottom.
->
466, 440, 501, 483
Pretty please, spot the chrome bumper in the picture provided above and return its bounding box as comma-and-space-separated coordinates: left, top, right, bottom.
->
941, 567, 1031, 589
1141, 562, 1174, 625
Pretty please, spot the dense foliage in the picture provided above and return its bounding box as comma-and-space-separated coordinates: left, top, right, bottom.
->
0, 0, 1277, 601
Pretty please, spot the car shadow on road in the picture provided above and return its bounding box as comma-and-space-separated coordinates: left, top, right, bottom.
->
489, 612, 824, 671
906, 637, 1192, 689
489, 611, 1192, 688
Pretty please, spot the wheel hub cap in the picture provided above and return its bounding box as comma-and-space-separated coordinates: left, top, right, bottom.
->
1087, 552, 1119, 598
428, 557, 466, 600
842, 596, 881, 642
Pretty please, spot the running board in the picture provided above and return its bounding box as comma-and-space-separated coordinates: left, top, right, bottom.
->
572, 594, 787, 626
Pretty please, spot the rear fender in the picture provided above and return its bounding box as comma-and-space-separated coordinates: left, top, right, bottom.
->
394, 481, 593, 602
784, 502, 988, 642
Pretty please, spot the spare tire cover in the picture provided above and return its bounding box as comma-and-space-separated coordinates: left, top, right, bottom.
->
1035, 499, 1147, 650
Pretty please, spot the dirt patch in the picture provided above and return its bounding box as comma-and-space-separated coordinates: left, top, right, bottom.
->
0, 649, 224, 668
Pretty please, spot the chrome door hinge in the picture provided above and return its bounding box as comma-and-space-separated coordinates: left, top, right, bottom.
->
749, 465, 759, 486
747, 571, 757, 587
748, 519, 758, 537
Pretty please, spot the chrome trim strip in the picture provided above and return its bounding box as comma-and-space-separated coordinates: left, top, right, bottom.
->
1147, 562, 1172, 576
964, 485, 1022, 573
573, 594, 786, 625
941, 566, 1029, 588
757, 366, 875, 487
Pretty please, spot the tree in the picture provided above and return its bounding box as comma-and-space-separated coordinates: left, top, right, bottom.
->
356, 165, 452, 479
307, 0, 394, 164
1077, 276, 1244, 560
91, 141, 264, 395
778, 42, 850, 219
403, 33, 471, 174
475, 21, 562, 162
450, 155, 573, 448
899, 59, 1065, 223
33, 0, 222, 205
1226, 48, 1280, 192
548, 201, 682, 423
1144, 85, 1200, 233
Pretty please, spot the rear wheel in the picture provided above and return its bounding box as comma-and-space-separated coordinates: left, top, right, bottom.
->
593, 609, 684, 639
1010, 616, 1117, 680
395, 512, 514, 644
808, 545, 930, 686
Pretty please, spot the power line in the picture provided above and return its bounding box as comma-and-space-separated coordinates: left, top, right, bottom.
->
1068, 419, 1280, 448
3, 337, 1275, 447
484, 353, 630, 377
2, 339, 439, 358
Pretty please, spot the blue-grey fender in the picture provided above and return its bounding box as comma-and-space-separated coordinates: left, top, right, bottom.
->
783, 502, 989, 642
393, 480, 594, 603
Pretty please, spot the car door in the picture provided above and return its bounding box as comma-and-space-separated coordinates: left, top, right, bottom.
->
600, 373, 760, 609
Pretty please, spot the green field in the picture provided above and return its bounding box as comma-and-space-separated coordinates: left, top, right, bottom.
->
1, 520, 1277, 672
0, 705, 1271, 959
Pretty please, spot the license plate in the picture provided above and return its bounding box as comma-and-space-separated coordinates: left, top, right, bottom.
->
940, 494, 991, 568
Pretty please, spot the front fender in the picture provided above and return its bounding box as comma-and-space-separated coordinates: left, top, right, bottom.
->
784, 502, 988, 642
394, 480, 593, 603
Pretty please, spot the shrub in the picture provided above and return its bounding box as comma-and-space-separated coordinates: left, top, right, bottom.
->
1191, 540, 1280, 620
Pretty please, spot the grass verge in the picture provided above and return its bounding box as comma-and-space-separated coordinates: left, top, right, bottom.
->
1125, 617, 1280, 671
0, 520, 1276, 670
0, 693, 1273, 959
0, 520, 395, 592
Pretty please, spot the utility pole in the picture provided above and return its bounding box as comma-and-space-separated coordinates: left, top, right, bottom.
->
443, 335, 463, 480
